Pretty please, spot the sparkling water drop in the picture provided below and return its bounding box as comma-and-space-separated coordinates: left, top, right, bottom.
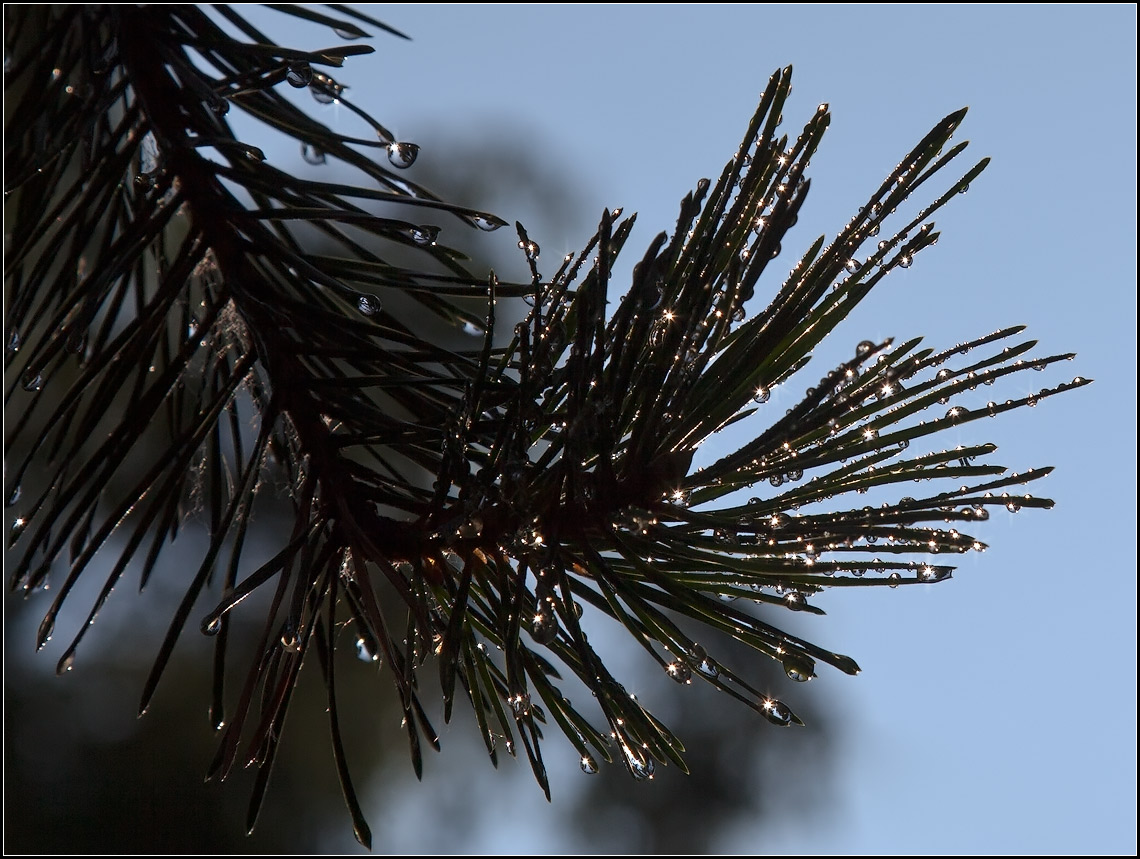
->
301, 142, 327, 165
203, 617, 222, 635
856, 340, 875, 356
760, 698, 795, 727
8, 516, 27, 548
57, 653, 75, 673
898, 255, 912, 269
187, 316, 199, 339
357, 293, 381, 316
666, 661, 692, 684
784, 590, 807, 611
531, 610, 559, 645
580, 754, 599, 775
387, 141, 419, 168
510, 693, 532, 718
409, 225, 439, 246
21, 371, 42, 392
286, 62, 313, 87
888, 572, 902, 588
355, 637, 380, 662
471, 213, 506, 231
753, 385, 771, 404
7, 484, 21, 506
6, 328, 19, 353
845, 258, 861, 274
310, 73, 344, 104
782, 652, 815, 682
918, 565, 950, 583
625, 749, 655, 780
518, 239, 541, 262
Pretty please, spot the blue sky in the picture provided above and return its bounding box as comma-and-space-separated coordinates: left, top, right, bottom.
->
232, 4, 1138, 853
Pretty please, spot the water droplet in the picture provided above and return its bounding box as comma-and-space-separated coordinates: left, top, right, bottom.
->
782, 652, 815, 682
518, 239, 541, 262
898, 255, 912, 269
187, 316, 199, 339
888, 572, 902, 588
209, 94, 229, 116
580, 754, 599, 775
732, 306, 746, 323
471, 213, 506, 231
845, 258, 861, 274
21, 371, 42, 392
753, 385, 771, 404
461, 321, 482, 337
666, 661, 692, 684
301, 142, 327, 165
387, 141, 419, 168
65, 327, 86, 354
333, 27, 360, 39
8, 516, 27, 548
409, 225, 439, 246
1005, 499, 1021, 513
6, 328, 19, 353
286, 62, 313, 88
510, 692, 532, 718
355, 637, 380, 662
624, 748, 655, 780
918, 565, 950, 583
57, 653, 75, 673
760, 698, 795, 727
856, 340, 874, 356
310, 73, 344, 104
784, 590, 807, 611
203, 617, 222, 635
7, 484, 21, 507
531, 610, 558, 645
357, 294, 381, 316
958, 183, 969, 194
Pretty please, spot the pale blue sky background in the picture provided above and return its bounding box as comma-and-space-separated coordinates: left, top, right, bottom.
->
235, 4, 1137, 853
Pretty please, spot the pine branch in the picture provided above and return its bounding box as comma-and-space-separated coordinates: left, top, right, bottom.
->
4, 5, 1090, 847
